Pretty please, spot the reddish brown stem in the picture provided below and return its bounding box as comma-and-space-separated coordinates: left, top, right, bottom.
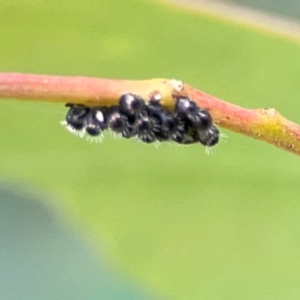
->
185, 86, 300, 155
1, 73, 299, 156
0, 73, 175, 107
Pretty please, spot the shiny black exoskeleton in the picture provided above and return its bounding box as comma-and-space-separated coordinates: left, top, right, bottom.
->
173, 97, 220, 147
63, 93, 220, 148
106, 106, 128, 134
119, 93, 145, 116
146, 104, 175, 141
85, 107, 107, 136
136, 113, 157, 143
175, 97, 198, 119
174, 97, 212, 131
197, 125, 220, 147
65, 104, 90, 130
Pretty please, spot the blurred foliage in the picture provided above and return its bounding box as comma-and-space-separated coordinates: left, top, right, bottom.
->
0, 186, 155, 300
1, 0, 300, 299
222, 0, 300, 20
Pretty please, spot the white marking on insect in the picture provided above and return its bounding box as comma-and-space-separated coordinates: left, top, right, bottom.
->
95, 111, 104, 122
125, 94, 135, 104
183, 100, 190, 108
153, 93, 162, 101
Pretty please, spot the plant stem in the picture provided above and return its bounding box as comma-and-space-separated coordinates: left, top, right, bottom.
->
0, 73, 175, 107
185, 85, 300, 155
1, 72, 299, 156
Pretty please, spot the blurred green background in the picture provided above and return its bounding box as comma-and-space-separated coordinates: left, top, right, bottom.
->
222, 0, 300, 20
1, 0, 300, 299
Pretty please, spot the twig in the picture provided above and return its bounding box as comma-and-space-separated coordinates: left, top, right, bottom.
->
0, 73, 299, 156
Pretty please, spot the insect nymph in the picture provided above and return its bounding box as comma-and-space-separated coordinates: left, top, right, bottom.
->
61, 93, 220, 148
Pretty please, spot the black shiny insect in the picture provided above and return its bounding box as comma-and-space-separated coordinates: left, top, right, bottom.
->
85, 107, 107, 136
106, 106, 128, 134
119, 93, 145, 116
105, 106, 139, 139
174, 97, 212, 131
197, 125, 220, 147
175, 97, 198, 119
121, 115, 138, 139
136, 112, 157, 143
190, 109, 212, 131
65, 104, 90, 131
146, 104, 174, 141
62, 93, 220, 149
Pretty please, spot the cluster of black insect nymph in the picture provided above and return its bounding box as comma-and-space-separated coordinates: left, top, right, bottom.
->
61, 93, 220, 148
